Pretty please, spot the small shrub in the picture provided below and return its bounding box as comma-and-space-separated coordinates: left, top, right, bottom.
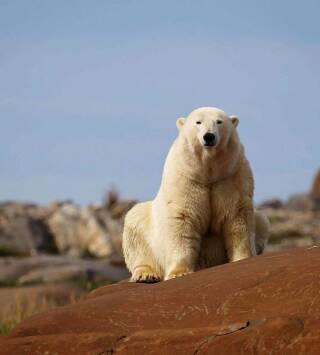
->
0, 320, 14, 336
0, 279, 17, 288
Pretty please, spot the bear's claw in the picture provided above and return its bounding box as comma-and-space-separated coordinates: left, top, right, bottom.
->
136, 274, 160, 283
131, 267, 161, 283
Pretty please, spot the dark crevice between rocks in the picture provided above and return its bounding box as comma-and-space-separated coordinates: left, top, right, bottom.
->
193, 320, 253, 355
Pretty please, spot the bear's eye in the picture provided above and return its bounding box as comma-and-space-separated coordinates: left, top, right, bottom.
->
196, 121, 202, 125
217, 120, 223, 124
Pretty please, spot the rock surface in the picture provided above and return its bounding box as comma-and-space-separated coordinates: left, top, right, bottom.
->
47, 203, 115, 258
1, 247, 319, 354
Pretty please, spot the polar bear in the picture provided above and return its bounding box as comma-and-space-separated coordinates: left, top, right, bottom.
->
122, 107, 269, 282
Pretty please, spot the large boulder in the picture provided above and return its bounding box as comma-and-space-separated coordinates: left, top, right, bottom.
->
47, 202, 128, 258
1, 247, 319, 354
0, 202, 57, 256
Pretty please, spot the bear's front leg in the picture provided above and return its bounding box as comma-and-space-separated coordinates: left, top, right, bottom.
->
164, 215, 201, 280
223, 208, 256, 262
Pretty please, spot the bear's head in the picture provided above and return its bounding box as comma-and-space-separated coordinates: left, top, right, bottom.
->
176, 107, 239, 151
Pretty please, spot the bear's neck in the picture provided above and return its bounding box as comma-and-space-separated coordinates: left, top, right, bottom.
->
175, 132, 243, 185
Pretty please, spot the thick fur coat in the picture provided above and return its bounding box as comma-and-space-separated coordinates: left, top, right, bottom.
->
123, 107, 269, 282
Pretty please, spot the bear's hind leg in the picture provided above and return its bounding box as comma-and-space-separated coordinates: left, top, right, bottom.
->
223, 208, 256, 262
122, 202, 162, 283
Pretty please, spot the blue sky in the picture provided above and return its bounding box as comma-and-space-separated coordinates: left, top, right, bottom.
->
0, 1, 319, 204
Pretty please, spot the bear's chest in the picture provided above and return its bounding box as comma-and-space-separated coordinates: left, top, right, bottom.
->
210, 180, 240, 231
163, 180, 211, 234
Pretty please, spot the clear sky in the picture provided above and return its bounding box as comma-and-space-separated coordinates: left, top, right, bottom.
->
0, 1, 319, 205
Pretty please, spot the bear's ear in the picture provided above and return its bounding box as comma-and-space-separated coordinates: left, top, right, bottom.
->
176, 117, 186, 130
230, 115, 239, 128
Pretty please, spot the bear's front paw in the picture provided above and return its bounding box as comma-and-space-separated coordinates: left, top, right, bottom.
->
131, 266, 161, 283
165, 270, 193, 280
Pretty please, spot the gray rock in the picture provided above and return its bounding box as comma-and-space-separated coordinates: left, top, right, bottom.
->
47, 203, 115, 258
0, 198, 132, 259
0, 204, 57, 256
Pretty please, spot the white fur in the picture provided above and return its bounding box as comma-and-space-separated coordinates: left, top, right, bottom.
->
123, 107, 269, 282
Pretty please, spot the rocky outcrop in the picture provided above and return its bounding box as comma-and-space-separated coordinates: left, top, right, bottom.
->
0, 195, 135, 258
1, 247, 319, 354
0, 202, 57, 256
263, 208, 320, 252
257, 169, 320, 252
47, 201, 133, 258
47, 203, 115, 258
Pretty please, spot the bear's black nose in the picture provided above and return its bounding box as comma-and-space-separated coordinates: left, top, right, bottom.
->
203, 133, 216, 146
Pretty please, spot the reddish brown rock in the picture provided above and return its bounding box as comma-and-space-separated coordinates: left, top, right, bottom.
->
1, 247, 320, 354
